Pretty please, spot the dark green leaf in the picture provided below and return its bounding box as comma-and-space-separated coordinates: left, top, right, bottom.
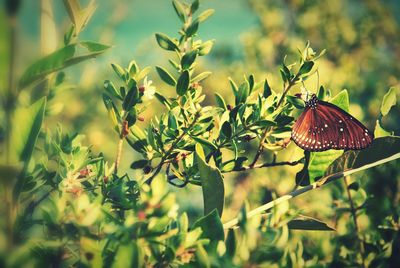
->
155, 66, 176, 86
185, 22, 199, 37
192, 209, 224, 251
263, 78, 272, 98
130, 160, 149, 169
317, 85, 325, 100
122, 85, 139, 110
215, 93, 226, 109
248, 74, 255, 92
155, 33, 178, 51
235, 82, 249, 105
286, 95, 305, 109
298, 61, 314, 75
126, 109, 137, 127
154, 92, 171, 108
181, 50, 198, 70
192, 136, 218, 151
190, 0, 200, 14
176, 70, 190, 96
288, 215, 335, 231
221, 121, 232, 139
104, 80, 122, 100
225, 229, 236, 258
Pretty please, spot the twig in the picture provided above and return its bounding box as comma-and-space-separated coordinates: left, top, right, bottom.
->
249, 75, 298, 167
343, 176, 366, 268
226, 158, 304, 172
223, 152, 400, 229
144, 114, 199, 185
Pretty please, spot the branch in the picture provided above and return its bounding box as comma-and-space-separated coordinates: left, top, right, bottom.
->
225, 158, 304, 173
223, 152, 400, 229
144, 114, 199, 185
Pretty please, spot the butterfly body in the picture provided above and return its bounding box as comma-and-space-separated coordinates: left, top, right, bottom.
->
291, 94, 374, 152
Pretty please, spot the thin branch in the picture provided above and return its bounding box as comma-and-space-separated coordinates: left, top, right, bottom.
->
343, 176, 366, 268
225, 158, 304, 172
249, 75, 299, 168
144, 114, 199, 185
223, 152, 400, 229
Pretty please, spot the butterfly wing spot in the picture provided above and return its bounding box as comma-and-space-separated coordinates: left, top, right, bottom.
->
324, 124, 328, 128
339, 128, 343, 132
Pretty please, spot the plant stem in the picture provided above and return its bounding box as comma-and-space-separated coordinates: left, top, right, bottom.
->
343, 176, 366, 267
250, 76, 298, 167
144, 114, 199, 185
223, 152, 400, 229
226, 158, 304, 172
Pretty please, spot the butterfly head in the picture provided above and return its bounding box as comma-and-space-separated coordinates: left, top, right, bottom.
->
305, 94, 319, 109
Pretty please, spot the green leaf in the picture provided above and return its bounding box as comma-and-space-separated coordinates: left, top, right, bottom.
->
194, 9, 214, 24
190, 0, 200, 14
103, 94, 119, 129
192, 71, 212, 83
225, 229, 236, 258
176, 70, 190, 96
19, 45, 75, 88
122, 85, 139, 111
317, 85, 325, 100
195, 144, 224, 216
10, 98, 46, 163
111, 63, 126, 80
155, 66, 176, 86
126, 109, 137, 127
235, 82, 249, 105
154, 92, 171, 108
198, 40, 214, 56
308, 90, 349, 180
63, 0, 97, 34
374, 119, 391, 138
80, 41, 111, 52
192, 209, 224, 251
185, 22, 199, 37
181, 50, 198, 70
172, 0, 186, 22
380, 87, 397, 116
325, 136, 400, 176
221, 121, 232, 139
192, 136, 218, 151
104, 80, 122, 100
263, 78, 271, 98
330, 89, 349, 111
111, 242, 142, 268
130, 159, 149, 169
288, 215, 335, 231
195, 245, 210, 268
286, 95, 305, 109
155, 33, 178, 51
298, 61, 314, 76
215, 93, 227, 109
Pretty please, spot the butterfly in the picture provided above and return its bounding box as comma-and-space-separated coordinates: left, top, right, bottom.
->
291, 94, 374, 152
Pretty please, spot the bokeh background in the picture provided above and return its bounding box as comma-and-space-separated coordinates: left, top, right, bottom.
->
1, 0, 400, 265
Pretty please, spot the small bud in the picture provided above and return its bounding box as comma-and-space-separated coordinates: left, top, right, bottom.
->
121, 120, 129, 137
137, 210, 146, 220
137, 116, 145, 122
227, 104, 233, 111
139, 86, 145, 93
103, 176, 109, 184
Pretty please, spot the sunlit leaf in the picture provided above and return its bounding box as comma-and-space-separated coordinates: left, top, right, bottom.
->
195, 144, 224, 216
380, 87, 397, 116
155, 66, 176, 86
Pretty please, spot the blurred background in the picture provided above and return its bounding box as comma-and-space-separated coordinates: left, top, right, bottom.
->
1, 0, 400, 264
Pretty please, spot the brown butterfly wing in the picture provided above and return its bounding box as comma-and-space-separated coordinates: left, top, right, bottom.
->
291, 99, 374, 152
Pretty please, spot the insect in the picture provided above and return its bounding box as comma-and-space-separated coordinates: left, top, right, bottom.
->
291, 94, 374, 151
